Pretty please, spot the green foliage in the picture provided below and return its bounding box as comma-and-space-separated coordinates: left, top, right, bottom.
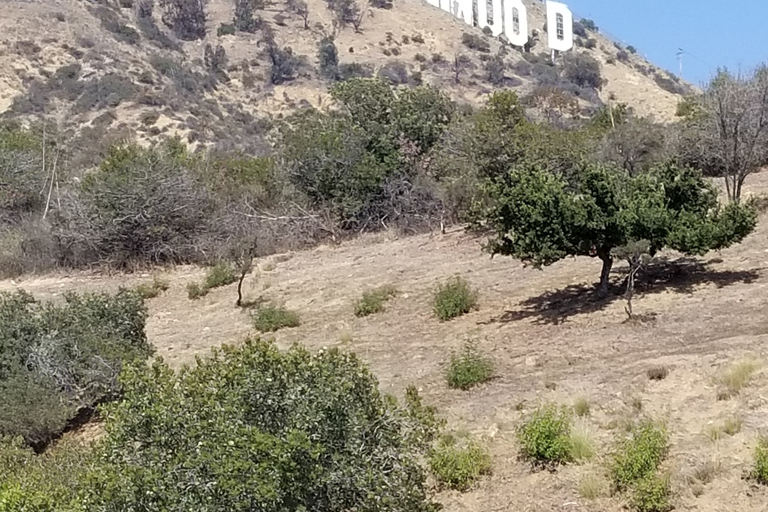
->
204, 262, 237, 289
461, 33, 490, 53
354, 285, 397, 317
0, 123, 52, 220
134, 275, 170, 299
561, 52, 602, 89
0, 289, 151, 446
627, 45, 638, 54
54, 141, 214, 267
433, 277, 478, 321
186, 281, 204, 299
81, 340, 441, 512
0, 437, 89, 512
629, 473, 673, 512
266, 44, 304, 84
752, 438, 768, 484
252, 303, 301, 332
610, 420, 668, 492
573, 397, 590, 417
446, 342, 493, 390
281, 78, 453, 227
429, 435, 492, 491
580, 18, 598, 31
233, 0, 261, 33
159, 0, 208, 40
517, 405, 573, 465
217, 22, 236, 36
482, 161, 757, 287
318, 36, 339, 79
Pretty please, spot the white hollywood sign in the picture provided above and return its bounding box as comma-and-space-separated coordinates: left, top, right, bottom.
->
424, 0, 574, 52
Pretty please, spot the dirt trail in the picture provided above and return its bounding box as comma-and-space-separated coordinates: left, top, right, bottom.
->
3, 173, 768, 511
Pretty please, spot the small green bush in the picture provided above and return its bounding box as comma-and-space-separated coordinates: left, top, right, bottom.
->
611, 421, 668, 492
573, 397, 590, 417
517, 405, 573, 465
135, 276, 169, 299
186, 282, 204, 300
433, 277, 478, 321
252, 303, 301, 332
203, 262, 237, 290
629, 472, 673, 512
429, 436, 492, 491
446, 342, 493, 390
354, 285, 398, 317
752, 437, 768, 484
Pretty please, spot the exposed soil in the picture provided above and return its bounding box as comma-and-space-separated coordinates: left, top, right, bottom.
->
3, 173, 768, 510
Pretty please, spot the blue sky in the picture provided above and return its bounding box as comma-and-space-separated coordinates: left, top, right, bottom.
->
563, 0, 768, 87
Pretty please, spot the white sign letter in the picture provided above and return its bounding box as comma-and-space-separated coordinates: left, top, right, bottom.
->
477, 0, 504, 37
546, 1, 574, 52
503, 0, 528, 47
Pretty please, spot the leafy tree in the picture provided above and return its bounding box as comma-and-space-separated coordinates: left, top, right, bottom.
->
678, 66, 768, 202
599, 116, 668, 176
233, 0, 262, 33
266, 44, 303, 84
580, 18, 598, 32
287, 0, 310, 29
481, 161, 757, 295
318, 36, 339, 79
81, 340, 442, 512
485, 55, 505, 85
159, 0, 209, 40
561, 52, 602, 90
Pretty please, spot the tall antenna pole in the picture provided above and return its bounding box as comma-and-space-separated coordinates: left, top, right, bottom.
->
676, 48, 685, 80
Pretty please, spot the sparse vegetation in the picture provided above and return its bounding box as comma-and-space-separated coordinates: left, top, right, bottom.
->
518, 405, 573, 466
569, 425, 595, 461
135, 275, 170, 298
446, 342, 494, 390
252, 303, 301, 332
579, 473, 604, 499
433, 277, 478, 321
354, 285, 398, 317
719, 358, 759, 397
429, 435, 492, 491
573, 397, 590, 417
647, 366, 669, 380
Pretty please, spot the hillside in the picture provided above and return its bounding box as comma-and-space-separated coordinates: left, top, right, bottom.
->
2, 171, 767, 511
0, 0, 689, 150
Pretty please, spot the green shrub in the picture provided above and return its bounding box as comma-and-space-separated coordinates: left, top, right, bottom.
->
446, 342, 493, 390
204, 262, 237, 289
573, 397, 590, 417
611, 421, 668, 492
0, 289, 151, 446
517, 405, 573, 465
186, 282, 204, 300
0, 436, 88, 512
218, 22, 236, 36
80, 340, 441, 511
135, 276, 169, 299
354, 285, 397, 317
629, 472, 673, 512
433, 277, 478, 321
252, 303, 301, 332
429, 436, 492, 491
752, 437, 768, 484
461, 33, 490, 53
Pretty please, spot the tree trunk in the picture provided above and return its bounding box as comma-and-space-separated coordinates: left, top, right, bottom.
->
598, 250, 613, 298
236, 269, 247, 307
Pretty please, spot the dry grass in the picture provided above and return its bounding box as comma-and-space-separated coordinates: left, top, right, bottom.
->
569, 424, 596, 462
3, 173, 768, 512
719, 359, 760, 397
573, 396, 591, 417
578, 473, 605, 500
647, 366, 669, 381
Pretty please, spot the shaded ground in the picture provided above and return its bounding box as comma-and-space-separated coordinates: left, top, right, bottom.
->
3, 173, 768, 511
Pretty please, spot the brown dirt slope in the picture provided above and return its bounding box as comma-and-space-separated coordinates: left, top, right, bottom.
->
0, 0, 687, 150
3, 173, 768, 511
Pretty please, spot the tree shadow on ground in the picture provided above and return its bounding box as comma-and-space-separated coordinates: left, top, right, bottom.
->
494, 257, 762, 326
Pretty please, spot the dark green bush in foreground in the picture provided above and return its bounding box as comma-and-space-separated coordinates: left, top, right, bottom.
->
0, 289, 151, 447
81, 340, 442, 512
